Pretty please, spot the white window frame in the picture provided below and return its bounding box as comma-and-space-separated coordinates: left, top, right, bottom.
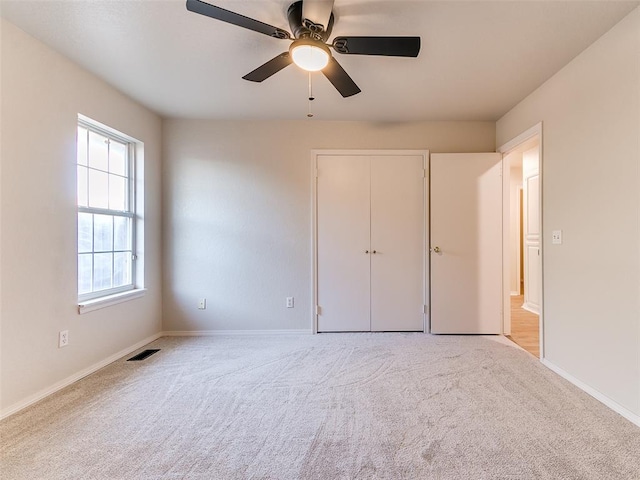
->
77, 118, 138, 304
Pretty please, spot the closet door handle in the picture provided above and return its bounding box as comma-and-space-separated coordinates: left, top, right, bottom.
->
365, 250, 369, 254
372, 250, 377, 254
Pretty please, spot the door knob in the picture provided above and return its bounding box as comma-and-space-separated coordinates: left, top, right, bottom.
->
432, 246, 441, 254
372, 250, 377, 254
365, 250, 369, 254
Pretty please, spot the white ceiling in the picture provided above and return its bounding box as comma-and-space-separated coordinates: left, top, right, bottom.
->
1, 0, 638, 121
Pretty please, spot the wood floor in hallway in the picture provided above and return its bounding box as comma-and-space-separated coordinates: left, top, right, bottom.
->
508, 295, 539, 357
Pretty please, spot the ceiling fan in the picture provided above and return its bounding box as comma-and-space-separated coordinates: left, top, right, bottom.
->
186, 0, 421, 98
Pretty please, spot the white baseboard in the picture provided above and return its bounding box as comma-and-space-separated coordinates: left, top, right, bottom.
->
541, 359, 640, 427
521, 302, 539, 315
163, 329, 313, 336
0, 332, 163, 421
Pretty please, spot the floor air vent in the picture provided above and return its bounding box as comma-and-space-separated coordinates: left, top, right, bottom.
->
127, 349, 160, 361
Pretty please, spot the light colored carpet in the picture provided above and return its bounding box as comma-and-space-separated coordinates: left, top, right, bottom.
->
1, 333, 639, 479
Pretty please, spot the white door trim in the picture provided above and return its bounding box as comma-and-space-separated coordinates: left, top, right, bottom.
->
498, 123, 542, 154
311, 149, 429, 334
498, 122, 544, 360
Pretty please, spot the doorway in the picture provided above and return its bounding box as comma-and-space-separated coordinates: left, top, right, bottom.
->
500, 123, 543, 358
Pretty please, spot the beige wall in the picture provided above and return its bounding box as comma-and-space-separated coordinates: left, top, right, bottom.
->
0, 20, 163, 415
497, 8, 640, 417
162, 119, 495, 332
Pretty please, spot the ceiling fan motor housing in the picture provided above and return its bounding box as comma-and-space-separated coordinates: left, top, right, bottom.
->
184, 0, 419, 98
287, 1, 334, 42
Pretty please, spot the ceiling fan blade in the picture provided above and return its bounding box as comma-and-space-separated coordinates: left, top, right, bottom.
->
302, 0, 334, 31
332, 36, 421, 57
186, 0, 291, 39
322, 57, 361, 98
242, 53, 293, 82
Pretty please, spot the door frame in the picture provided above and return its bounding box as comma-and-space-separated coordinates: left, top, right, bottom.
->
498, 123, 544, 359
311, 150, 429, 334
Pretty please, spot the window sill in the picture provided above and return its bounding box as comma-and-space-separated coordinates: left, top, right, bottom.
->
78, 288, 147, 315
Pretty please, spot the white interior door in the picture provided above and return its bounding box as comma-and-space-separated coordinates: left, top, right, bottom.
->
370, 155, 425, 331
317, 155, 371, 331
430, 153, 502, 334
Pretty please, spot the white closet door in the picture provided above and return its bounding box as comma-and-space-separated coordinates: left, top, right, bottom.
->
370, 155, 425, 331
430, 153, 502, 334
317, 155, 371, 332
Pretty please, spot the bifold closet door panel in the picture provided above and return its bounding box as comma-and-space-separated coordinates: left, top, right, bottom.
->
317, 155, 371, 332
370, 155, 425, 331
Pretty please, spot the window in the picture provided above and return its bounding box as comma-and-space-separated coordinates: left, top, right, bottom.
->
77, 119, 136, 302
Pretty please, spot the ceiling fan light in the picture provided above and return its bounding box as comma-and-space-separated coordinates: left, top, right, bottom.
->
290, 43, 330, 71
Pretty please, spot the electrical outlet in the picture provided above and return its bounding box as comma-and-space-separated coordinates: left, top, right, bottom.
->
198, 298, 207, 310
286, 297, 294, 308
59, 330, 69, 348
552, 230, 562, 245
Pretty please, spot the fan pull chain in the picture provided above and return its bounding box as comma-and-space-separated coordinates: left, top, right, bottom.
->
307, 72, 315, 118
